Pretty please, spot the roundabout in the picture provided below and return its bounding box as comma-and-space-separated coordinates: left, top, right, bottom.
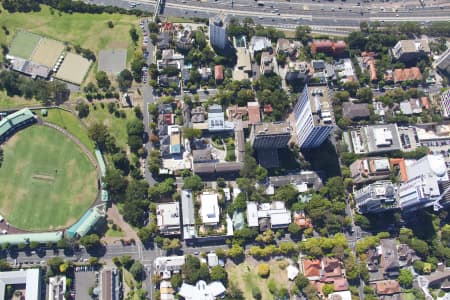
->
0, 124, 98, 231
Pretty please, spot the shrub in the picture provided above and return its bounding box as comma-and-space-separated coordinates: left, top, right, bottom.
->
257, 263, 270, 278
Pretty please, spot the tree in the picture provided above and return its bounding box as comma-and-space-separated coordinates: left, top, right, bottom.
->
96, 71, 111, 90
80, 234, 100, 251
88, 122, 109, 150
274, 184, 298, 206
129, 27, 139, 44
128, 134, 143, 153
343, 81, 360, 97
356, 87, 374, 103
0, 260, 11, 271
210, 265, 228, 284
252, 286, 262, 300
117, 69, 133, 91
288, 223, 302, 236
295, 274, 309, 290
121, 255, 134, 269
127, 119, 145, 136
224, 282, 244, 300
240, 153, 258, 178
103, 167, 128, 201
183, 175, 203, 191
129, 260, 145, 281
182, 127, 202, 140
295, 25, 311, 43
171, 273, 182, 289
112, 151, 130, 175
258, 263, 270, 278
75, 102, 90, 118
398, 269, 413, 288
255, 165, 268, 181
442, 224, 450, 245
227, 243, 244, 259
322, 284, 334, 297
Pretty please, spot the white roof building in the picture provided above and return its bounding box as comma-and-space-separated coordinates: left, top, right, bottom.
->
200, 192, 220, 225
0, 269, 41, 300
48, 276, 66, 300
328, 291, 352, 300
179, 280, 226, 300
270, 211, 292, 229
155, 256, 186, 279
287, 265, 299, 280
207, 252, 219, 267
406, 154, 448, 182
398, 173, 441, 211
156, 202, 181, 235
246, 201, 259, 227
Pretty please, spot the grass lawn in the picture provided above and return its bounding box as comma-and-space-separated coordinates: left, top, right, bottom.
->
106, 228, 125, 238
0, 125, 97, 231
8, 31, 41, 59
402, 293, 415, 300
37, 108, 95, 153
84, 103, 136, 149
0, 5, 139, 61
226, 259, 291, 300
0, 91, 41, 109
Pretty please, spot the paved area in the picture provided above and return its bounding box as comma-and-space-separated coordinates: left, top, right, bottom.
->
106, 204, 141, 245
75, 271, 97, 300
98, 49, 127, 74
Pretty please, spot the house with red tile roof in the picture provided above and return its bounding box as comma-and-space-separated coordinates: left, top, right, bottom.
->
392, 67, 422, 84
214, 65, 224, 82
372, 280, 401, 296
293, 211, 312, 229
247, 102, 261, 124
301, 259, 321, 280
311, 40, 346, 57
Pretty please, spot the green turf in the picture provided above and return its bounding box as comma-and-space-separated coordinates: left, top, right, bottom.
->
0, 125, 98, 231
8, 31, 41, 59
37, 108, 95, 153
84, 104, 135, 149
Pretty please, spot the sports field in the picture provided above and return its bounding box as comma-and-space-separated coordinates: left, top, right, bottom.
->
9, 31, 41, 59
0, 125, 98, 231
30, 38, 65, 67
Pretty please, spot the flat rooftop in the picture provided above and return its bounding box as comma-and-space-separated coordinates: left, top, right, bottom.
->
157, 202, 181, 227
365, 124, 402, 153
306, 85, 335, 126
252, 121, 291, 135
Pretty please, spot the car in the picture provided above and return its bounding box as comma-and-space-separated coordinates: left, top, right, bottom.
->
194, 251, 199, 255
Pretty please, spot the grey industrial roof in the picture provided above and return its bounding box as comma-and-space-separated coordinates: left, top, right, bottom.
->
0, 269, 40, 300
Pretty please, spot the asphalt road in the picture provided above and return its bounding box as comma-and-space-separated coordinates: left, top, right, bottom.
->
90, 0, 450, 32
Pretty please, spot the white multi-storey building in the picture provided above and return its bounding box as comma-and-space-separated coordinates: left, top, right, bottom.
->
293, 84, 335, 149
209, 15, 227, 50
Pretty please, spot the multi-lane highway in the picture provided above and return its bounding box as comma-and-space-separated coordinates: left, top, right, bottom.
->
90, 0, 450, 32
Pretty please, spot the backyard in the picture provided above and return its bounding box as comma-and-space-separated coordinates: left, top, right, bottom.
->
226, 258, 292, 300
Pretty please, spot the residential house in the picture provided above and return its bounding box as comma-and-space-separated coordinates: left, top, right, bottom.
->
198, 67, 212, 81
200, 192, 220, 226
207, 104, 234, 132
335, 58, 356, 83
175, 26, 194, 51
157, 49, 184, 71
234, 47, 252, 80
249, 36, 272, 58
181, 190, 196, 240
380, 239, 400, 278
154, 256, 186, 279
391, 67, 422, 84
158, 31, 170, 50
214, 65, 224, 82
287, 265, 300, 281
392, 39, 430, 62
260, 51, 275, 75
400, 98, 422, 115
372, 280, 401, 297
293, 211, 312, 229
328, 291, 352, 300
301, 259, 322, 281
207, 252, 219, 268
285, 61, 311, 82
276, 38, 301, 57
191, 106, 205, 123
342, 102, 370, 121
349, 157, 391, 183
247, 201, 291, 230
156, 202, 181, 235
247, 102, 261, 124
361, 51, 378, 82
160, 280, 175, 300
311, 40, 346, 57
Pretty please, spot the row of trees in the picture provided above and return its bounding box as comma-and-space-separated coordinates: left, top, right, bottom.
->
2, 0, 151, 16
0, 70, 70, 105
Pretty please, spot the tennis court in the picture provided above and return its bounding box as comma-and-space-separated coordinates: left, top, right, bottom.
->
30, 38, 65, 67
54, 52, 92, 85
9, 31, 41, 59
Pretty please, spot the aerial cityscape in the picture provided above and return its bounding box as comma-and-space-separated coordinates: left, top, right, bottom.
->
0, 0, 449, 299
